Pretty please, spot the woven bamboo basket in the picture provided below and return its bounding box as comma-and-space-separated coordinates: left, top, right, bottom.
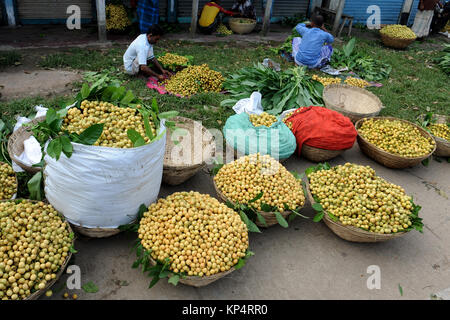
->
427, 115, 449, 158
148, 257, 235, 287
0, 161, 18, 200
380, 33, 416, 49
69, 224, 121, 238
304, 180, 406, 243
323, 84, 383, 123
0, 199, 74, 300
212, 179, 292, 228
355, 117, 436, 169
7, 116, 45, 173
163, 117, 215, 186
301, 145, 346, 162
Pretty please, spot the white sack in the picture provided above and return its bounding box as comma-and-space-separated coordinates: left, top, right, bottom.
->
232, 92, 264, 115
44, 124, 166, 229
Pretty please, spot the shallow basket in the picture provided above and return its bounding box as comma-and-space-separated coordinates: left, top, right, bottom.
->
0, 161, 18, 200
304, 180, 406, 243
213, 179, 292, 228
7, 116, 45, 173
355, 117, 436, 169
429, 115, 450, 158
323, 84, 383, 123
301, 145, 346, 162
380, 32, 415, 49
229, 18, 257, 34
149, 257, 235, 287
0, 199, 74, 300
163, 116, 215, 186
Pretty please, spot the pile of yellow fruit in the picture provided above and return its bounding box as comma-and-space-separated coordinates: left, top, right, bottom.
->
0, 200, 72, 300
344, 77, 369, 88
138, 191, 248, 277
62, 101, 156, 148
312, 74, 341, 86
158, 53, 189, 67
214, 153, 305, 212
428, 123, 450, 141
217, 24, 233, 35
106, 4, 131, 31
0, 163, 17, 200
308, 163, 415, 234
163, 64, 224, 96
249, 112, 277, 127
358, 118, 435, 157
380, 24, 416, 40
282, 107, 307, 130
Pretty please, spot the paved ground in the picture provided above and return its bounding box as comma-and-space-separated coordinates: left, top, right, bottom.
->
43, 144, 449, 300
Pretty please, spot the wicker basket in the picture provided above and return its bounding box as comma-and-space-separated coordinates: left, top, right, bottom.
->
163, 116, 215, 186
0, 161, 18, 200
148, 257, 235, 287
213, 179, 292, 228
355, 117, 436, 169
323, 84, 383, 123
7, 116, 45, 173
301, 145, 346, 162
304, 180, 406, 243
229, 18, 256, 34
0, 199, 74, 300
380, 33, 416, 49
70, 224, 121, 238
428, 115, 449, 158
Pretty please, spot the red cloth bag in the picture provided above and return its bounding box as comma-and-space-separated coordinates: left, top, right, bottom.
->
286, 106, 357, 154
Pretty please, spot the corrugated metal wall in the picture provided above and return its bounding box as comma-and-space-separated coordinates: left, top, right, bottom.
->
342, 0, 404, 25
408, 0, 420, 25
17, 0, 93, 21
177, 0, 310, 18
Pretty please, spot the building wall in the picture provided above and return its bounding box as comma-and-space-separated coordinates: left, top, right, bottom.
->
17, 0, 93, 24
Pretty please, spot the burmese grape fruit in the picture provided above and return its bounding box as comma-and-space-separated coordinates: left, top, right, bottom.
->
380, 24, 416, 40
214, 153, 305, 212
158, 53, 189, 67
312, 74, 341, 86
0, 200, 72, 300
249, 112, 277, 128
62, 100, 156, 148
163, 64, 224, 96
428, 123, 450, 141
0, 163, 17, 200
282, 107, 307, 130
308, 163, 416, 234
358, 118, 435, 157
138, 191, 248, 277
106, 4, 131, 31
344, 77, 369, 88
217, 24, 233, 35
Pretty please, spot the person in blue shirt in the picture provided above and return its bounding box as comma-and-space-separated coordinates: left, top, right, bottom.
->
292, 15, 334, 69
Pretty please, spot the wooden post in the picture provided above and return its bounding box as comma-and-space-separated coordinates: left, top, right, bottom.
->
190, 0, 199, 38
332, 0, 345, 36
96, 0, 107, 42
262, 0, 273, 36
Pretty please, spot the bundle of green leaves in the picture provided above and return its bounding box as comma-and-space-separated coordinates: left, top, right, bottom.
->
221, 63, 323, 115
434, 44, 450, 75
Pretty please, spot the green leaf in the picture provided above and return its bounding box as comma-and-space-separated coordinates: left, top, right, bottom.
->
249, 191, 263, 203
327, 212, 338, 222
260, 203, 273, 212
151, 97, 159, 113
82, 281, 99, 293
422, 158, 430, 166
46, 108, 58, 126
120, 90, 135, 105
69, 245, 78, 253
127, 129, 146, 147
312, 203, 324, 212
274, 212, 289, 228
59, 135, 73, 158
313, 211, 324, 222
398, 284, 403, 296
110, 86, 126, 101
290, 171, 304, 180
77, 123, 104, 145
27, 171, 43, 201
168, 274, 180, 286
256, 212, 267, 227
47, 138, 63, 160
81, 83, 91, 99
149, 276, 160, 288
159, 270, 171, 279
158, 111, 179, 119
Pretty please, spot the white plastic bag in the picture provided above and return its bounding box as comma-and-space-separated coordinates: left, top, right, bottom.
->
44, 123, 167, 229
232, 92, 264, 115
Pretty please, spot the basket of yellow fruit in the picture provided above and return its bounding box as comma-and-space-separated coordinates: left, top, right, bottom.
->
135, 191, 251, 287
213, 153, 305, 228
0, 162, 18, 200
0, 199, 74, 300
420, 113, 450, 157
157, 53, 193, 72
229, 18, 257, 34
8, 116, 45, 174
106, 3, 131, 34
323, 84, 382, 123
305, 163, 423, 243
380, 25, 416, 49
163, 116, 215, 186
355, 117, 436, 169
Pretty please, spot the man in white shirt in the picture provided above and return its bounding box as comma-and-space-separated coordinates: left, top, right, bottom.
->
123, 25, 170, 80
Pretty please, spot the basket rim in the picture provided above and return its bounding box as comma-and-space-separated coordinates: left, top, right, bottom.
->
379, 31, 416, 42
304, 178, 407, 240
0, 199, 74, 300
323, 84, 383, 117
355, 116, 437, 160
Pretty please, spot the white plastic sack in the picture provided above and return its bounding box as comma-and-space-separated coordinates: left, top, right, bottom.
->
232, 92, 264, 115
44, 123, 167, 229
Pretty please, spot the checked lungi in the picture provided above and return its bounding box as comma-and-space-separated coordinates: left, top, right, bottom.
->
137, 0, 159, 33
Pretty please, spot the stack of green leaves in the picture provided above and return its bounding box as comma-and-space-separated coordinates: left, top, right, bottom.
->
434, 44, 450, 75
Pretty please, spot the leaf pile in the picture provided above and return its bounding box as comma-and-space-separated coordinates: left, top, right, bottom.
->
434, 44, 450, 75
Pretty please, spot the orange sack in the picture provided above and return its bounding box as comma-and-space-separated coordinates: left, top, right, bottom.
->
286, 106, 357, 154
